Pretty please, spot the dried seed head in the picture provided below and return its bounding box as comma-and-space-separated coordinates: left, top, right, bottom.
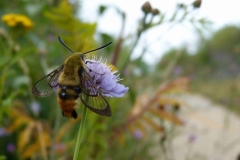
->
151, 8, 160, 15
177, 3, 186, 9
192, 0, 201, 8
158, 104, 165, 110
141, 1, 152, 14
173, 104, 180, 112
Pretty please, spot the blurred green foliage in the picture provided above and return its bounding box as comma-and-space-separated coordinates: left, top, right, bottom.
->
158, 25, 240, 114
1, 0, 237, 159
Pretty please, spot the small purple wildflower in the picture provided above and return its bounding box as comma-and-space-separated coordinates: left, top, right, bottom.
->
0, 128, 8, 137
54, 143, 66, 152
133, 129, 143, 139
6, 143, 15, 152
85, 57, 129, 97
188, 133, 197, 143
47, 34, 55, 42
30, 101, 40, 116
173, 66, 182, 76
181, 119, 188, 126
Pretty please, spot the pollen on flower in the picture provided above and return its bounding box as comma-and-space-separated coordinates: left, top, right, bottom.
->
85, 55, 129, 97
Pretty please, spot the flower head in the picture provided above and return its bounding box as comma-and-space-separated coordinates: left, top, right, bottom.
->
192, 0, 201, 8
85, 56, 128, 97
188, 133, 197, 143
54, 143, 66, 153
151, 8, 160, 16
141, 2, 152, 14
0, 128, 9, 137
6, 143, 15, 153
2, 13, 34, 29
133, 129, 143, 139
30, 101, 40, 116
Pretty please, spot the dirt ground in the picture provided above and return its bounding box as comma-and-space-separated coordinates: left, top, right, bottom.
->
152, 94, 240, 160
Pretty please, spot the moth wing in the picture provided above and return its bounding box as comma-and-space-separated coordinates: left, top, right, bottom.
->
79, 67, 102, 96
80, 92, 111, 116
32, 65, 64, 97
79, 68, 111, 116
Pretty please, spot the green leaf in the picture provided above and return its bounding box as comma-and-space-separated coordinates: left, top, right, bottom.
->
99, 5, 107, 15
9, 48, 32, 66
0, 155, 6, 160
128, 88, 136, 104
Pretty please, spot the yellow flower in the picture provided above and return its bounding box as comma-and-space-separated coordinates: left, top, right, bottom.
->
1, 13, 34, 29
2, 14, 15, 22
7, 20, 17, 27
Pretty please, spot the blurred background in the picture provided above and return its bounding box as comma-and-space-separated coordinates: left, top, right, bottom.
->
0, 0, 240, 160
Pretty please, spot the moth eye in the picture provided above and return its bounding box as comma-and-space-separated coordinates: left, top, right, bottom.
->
74, 86, 80, 90
74, 87, 81, 93
60, 92, 67, 99
62, 85, 67, 90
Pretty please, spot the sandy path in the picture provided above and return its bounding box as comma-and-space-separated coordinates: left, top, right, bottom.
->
152, 94, 240, 160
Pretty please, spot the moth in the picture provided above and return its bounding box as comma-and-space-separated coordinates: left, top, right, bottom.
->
32, 36, 112, 118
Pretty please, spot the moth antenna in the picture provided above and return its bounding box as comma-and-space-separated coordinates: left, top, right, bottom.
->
82, 42, 112, 55
58, 36, 75, 53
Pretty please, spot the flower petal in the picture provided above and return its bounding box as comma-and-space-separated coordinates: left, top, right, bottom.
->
100, 76, 117, 91
85, 58, 128, 98
105, 83, 129, 97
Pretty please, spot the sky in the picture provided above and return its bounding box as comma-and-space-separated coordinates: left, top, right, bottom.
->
80, 0, 240, 63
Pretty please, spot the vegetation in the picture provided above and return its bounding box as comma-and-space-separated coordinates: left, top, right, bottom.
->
158, 25, 240, 114
0, 0, 239, 159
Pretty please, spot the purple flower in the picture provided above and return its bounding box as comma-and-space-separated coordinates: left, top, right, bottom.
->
0, 128, 9, 137
54, 143, 66, 152
30, 101, 40, 116
47, 34, 55, 42
133, 129, 143, 139
173, 66, 182, 76
6, 143, 15, 152
188, 133, 197, 143
85, 57, 128, 97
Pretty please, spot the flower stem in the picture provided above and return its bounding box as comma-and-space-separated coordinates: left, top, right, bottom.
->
73, 106, 87, 160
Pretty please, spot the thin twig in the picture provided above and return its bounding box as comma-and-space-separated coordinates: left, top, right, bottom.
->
120, 13, 148, 73
111, 13, 126, 66
113, 80, 172, 138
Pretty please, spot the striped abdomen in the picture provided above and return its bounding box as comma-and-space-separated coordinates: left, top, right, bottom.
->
57, 84, 81, 119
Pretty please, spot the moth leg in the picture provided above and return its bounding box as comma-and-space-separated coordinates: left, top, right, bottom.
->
71, 110, 78, 119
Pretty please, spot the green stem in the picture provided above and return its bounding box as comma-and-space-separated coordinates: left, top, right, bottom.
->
120, 13, 148, 73
162, 50, 183, 82
0, 66, 8, 106
73, 106, 88, 160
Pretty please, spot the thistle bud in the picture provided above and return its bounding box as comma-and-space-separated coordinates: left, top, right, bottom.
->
192, 0, 201, 8
177, 3, 186, 9
173, 104, 180, 112
141, 1, 152, 14
158, 104, 165, 110
151, 8, 160, 16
